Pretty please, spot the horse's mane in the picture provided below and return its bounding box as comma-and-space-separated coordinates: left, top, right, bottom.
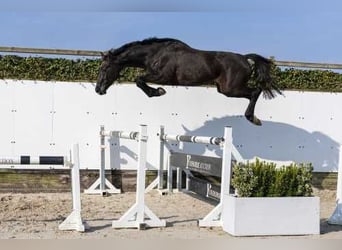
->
109, 37, 189, 56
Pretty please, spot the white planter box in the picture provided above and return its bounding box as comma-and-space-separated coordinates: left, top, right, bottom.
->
222, 195, 320, 236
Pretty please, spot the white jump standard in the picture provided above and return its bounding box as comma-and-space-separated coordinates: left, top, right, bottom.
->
103, 125, 166, 229
160, 126, 235, 228
0, 144, 86, 232
328, 148, 342, 225
84, 125, 121, 195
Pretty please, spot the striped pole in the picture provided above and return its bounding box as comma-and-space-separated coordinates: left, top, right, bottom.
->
0, 156, 65, 165
102, 130, 140, 141
161, 134, 224, 146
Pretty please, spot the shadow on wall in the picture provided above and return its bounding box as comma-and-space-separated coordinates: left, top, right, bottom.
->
176, 115, 340, 172
107, 136, 155, 170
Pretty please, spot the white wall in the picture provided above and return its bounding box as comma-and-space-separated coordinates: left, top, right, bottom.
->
0, 79, 341, 172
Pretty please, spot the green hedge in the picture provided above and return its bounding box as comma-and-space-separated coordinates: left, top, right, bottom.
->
1, 55, 342, 92
231, 159, 313, 197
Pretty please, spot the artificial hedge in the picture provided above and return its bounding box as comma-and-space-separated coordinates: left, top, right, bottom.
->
231, 159, 313, 197
1, 55, 342, 92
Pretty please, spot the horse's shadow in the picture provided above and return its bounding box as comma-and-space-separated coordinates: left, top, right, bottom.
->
169, 115, 340, 174
320, 219, 342, 234
107, 137, 155, 169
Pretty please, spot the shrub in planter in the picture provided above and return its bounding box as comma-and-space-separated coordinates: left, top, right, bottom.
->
224, 159, 319, 236
231, 158, 313, 197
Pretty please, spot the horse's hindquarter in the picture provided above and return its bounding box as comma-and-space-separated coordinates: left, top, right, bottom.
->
215, 52, 251, 75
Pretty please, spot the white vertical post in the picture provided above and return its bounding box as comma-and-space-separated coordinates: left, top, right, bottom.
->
328, 146, 342, 225
185, 154, 191, 191
167, 154, 173, 193
185, 172, 190, 191
136, 124, 148, 224
336, 148, 342, 202
59, 144, 86, 232
72, 144, 82, 216
158, 126, 165, 190
199, 126, 232, 227
112, 125, 166, 229
99, 125, 106, 191
220, 126, 233, 198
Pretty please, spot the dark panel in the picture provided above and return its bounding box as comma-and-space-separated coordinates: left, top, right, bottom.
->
20, 156, 30, 164
170, 152, 222, 177
188, 176, 221, 201
188, 176, 208, 198
39, 156, 64, 165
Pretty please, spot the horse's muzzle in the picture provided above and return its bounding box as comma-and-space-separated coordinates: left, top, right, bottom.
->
95, 85, 106, 95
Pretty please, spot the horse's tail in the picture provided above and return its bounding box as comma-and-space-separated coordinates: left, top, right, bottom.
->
245, 53, 282, 99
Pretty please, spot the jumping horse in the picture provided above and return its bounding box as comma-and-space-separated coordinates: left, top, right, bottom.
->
96, 38, 282, 125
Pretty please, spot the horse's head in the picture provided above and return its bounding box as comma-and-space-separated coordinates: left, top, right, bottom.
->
95, 51, 122, 95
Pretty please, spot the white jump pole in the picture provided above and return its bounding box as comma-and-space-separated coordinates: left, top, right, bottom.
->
112, 125, 166, 229
59, 144, 87, 232
328, 147, 342, 225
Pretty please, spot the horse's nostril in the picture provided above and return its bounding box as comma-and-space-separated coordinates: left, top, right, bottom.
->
95, 88, 106, 95
95, 86, 103, 94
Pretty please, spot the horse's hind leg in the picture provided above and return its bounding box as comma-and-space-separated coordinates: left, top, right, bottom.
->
244, 89, 262, 126
136, 74, 166, 97
216, 75, 263, 126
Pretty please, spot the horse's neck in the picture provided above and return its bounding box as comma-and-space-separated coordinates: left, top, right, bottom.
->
119, 45, 152, 68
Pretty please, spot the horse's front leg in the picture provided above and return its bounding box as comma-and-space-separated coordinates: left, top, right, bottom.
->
136, 75, 166, 97
244, 89, 262, 126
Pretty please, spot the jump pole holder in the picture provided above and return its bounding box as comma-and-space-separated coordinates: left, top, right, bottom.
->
160, 126, 241, 228
108, 125, 166, 229
84, 125, 121, 195
328, 148, 342, 225
0, 144, 86, 232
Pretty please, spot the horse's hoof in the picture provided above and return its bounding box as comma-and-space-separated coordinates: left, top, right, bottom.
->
253, 116, 262, 126
157, 87, 166, 96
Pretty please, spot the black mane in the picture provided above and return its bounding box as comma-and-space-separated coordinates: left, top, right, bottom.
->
109, 37, 188, 56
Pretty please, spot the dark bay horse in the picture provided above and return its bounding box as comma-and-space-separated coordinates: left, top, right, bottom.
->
96, 38, 282, 125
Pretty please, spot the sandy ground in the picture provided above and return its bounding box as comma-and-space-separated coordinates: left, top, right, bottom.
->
0, 189, 341, 239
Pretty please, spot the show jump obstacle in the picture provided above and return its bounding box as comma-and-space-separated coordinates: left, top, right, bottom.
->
159, 126, 321, 235
0, 144, 86, 232
159, 126, 243, 227
101, 125, 166, 229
